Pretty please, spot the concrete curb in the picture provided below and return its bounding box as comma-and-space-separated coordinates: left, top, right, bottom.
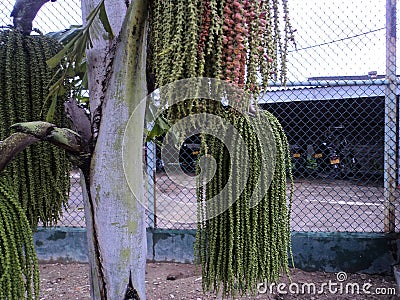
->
34, 227, 399, 274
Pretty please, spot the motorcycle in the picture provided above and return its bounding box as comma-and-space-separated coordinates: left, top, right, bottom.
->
289, 143, 307, 177
314, 126, 359, 179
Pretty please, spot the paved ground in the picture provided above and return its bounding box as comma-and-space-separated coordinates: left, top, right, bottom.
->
290, 178, 393, 232
56, 170, 399, 232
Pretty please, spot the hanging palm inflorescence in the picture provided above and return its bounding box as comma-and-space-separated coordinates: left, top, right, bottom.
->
0, 28, 71, 300
0, 29, 71, 229
150, 0, 294, 89
0, 176, 39, 299
149, 0, 294, 297
195, 108, 292, 296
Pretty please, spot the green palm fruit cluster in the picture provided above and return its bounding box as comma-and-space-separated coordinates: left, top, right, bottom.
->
148, 1, 295, 297
0, 176, 39, 300
0, 29, 71, 229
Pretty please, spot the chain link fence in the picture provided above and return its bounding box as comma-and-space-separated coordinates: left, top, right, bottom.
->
0, 0, 81, 33
1, 0, 399, 232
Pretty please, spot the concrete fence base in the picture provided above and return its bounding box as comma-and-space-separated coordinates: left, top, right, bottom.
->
33, 227, 400, 275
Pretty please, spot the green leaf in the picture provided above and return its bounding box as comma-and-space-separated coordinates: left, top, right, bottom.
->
66, 66, 76, 77
85, 0, 102, 22
44, 0, 114, 116
157, 116, 170, 131
45, 94, 58, 122
77, 96, 90, 104
46, 46, 70, 69
58, 26, 83, 44
145, 117, 170, 142
46, 33, 82, 68
146, 123, 162, 141
80, 64, 88, 89
46, 26, 83, 45
99, 1, 114, 40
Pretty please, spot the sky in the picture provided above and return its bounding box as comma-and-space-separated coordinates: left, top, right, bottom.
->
0, 0, 395, 82
0, 0, 82, 33
286, 0, 388, 82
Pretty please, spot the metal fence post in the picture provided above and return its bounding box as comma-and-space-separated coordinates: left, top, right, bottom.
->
384, 0, 397, 233
146, 142, 156, 228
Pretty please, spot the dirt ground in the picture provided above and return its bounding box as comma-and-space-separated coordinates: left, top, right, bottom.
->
38, 262, 398, 299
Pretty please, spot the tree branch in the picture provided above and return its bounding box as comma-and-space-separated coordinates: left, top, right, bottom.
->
0, 132, 39, 173
0, 121, 83, 173
11, 0, 56, 34
11, 121, 83, 152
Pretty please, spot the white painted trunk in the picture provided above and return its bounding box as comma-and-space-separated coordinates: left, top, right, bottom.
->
81, 0, 149, 298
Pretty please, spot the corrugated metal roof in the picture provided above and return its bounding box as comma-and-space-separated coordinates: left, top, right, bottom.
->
259, 76, 400, 103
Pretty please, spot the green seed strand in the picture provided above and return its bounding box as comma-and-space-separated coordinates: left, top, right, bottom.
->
0, 28, 71, 298
149, 1, 294, 297
0, 177, 39, 300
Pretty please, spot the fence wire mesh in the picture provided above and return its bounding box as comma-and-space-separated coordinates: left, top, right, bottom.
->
0, 0, 82, 33
1, 0, 399, 232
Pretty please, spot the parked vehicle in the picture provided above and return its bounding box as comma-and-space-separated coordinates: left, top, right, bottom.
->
179, 135, 201, 174
289, 143, 307, 177
289, 125, 361, 179
154, 135, 201, 174
315, 125, 359, 179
